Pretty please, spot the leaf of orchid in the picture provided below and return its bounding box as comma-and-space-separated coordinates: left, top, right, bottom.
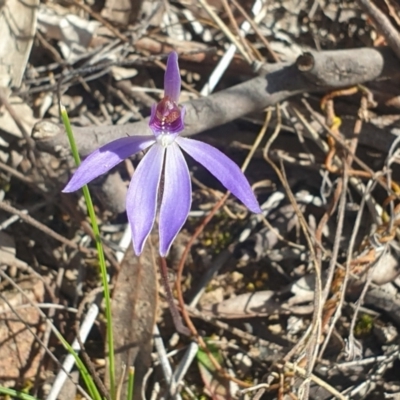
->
176, 137, 261, 213
164, 51, 181, 102
159, 143, 191, 256
127, 144, 165, 255
63, 136, 155, 192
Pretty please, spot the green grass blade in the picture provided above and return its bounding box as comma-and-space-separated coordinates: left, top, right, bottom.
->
127, 367, 135, 400
0, 386, 40, 400
61, 105, 116, 399
54, 330, 103, 400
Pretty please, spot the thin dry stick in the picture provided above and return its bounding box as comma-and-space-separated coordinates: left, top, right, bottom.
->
292, 99, 383, 256
280, 159, 321, 400
292, 103, 382, 224
75, 287, 110, 400
0, 90, 35, 154
384, 135, 400, 233
0, 200, 50, 231
159, 257, 190, 336
79, 219, 120, 272
313, 96, 346, 310
197, 0, 252, 64
115, 364, 127, 400
347, 228, 385, 362
36, 31, 66, 65
229, 0, 280, 63
302, 99, 396, 196
0, 160, 35, 185
0, 303, 78, 314
385, 0, 400, 26
304, 89, 367, 395
315, 179, 343, 300
220, 0, 255, 62
0, 201, 94, 255
263, 107, 322, 398
317, 167, 349, 359
185, 303, 283, 353
264, 107, 312, 363
70, 0, 129, 42
33, 266, 64, 396
223, 108, 272, 220
282, 362, 347, 400
242, 108, 272, 172
357, 0, 400, 60
175, 193, 251, 388
319, 94, 371, 358
0, 269, 92, 399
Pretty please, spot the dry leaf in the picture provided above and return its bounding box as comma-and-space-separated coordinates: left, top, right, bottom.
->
0, 0, 39, 88
101, 0, 143, 26
111, 243, 157, 399
197, 345, 232, 400
198, 362, 232, 400
37, 7, 100, 62
0, 96, 37, 137
110, 66, 138, 81
201, 290, 278, 319
0, 278, 44, 385
201, 274, 317, 319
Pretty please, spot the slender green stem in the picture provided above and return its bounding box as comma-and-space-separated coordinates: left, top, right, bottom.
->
61, 106, 116, 399
127, 367, 135, 400
54, 329, 103, 400
0, 387, 40, 400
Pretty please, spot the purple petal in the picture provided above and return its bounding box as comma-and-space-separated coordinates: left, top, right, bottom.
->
176, 137, 261, 213
127, 144, 165, 255
63, 136, 155, 192
159, 143, 191, 256
164, 51, 181, 102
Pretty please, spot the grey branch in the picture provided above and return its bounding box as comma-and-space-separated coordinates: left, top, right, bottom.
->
33, 47, 400, 157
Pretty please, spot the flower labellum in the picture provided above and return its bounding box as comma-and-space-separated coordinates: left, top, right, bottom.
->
63, 52, 261, 256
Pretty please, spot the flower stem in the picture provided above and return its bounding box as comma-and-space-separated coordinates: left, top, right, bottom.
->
159, 257, 190, 336
127, 367, 135, 400
61, 106, 116, 399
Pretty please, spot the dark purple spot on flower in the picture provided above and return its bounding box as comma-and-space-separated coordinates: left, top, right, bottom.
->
156, 96, 181, 124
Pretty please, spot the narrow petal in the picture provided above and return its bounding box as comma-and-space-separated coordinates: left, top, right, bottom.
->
127, 144, 165, 255
159, 143, 191, 256
63, 136, 155, 192
164, 51, 181, 102
176, 137, 261, 213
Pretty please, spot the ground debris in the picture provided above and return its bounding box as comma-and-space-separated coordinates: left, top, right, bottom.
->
2, 0, 400, 399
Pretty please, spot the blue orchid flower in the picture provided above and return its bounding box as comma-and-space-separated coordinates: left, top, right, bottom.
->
63, 52, 261, 256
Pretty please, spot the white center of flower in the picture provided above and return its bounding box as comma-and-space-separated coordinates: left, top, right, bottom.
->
157, 133, 176, 148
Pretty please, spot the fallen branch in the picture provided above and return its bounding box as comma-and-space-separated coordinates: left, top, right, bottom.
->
33, 47, 400, 157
